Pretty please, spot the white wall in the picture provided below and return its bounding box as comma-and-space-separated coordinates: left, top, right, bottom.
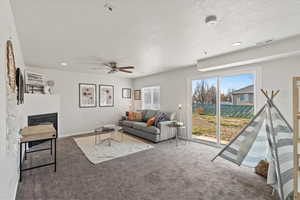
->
133, 38, 300, 138
0, 0, 25, 199
25, 67, 133, 137
24, 94, 61, 132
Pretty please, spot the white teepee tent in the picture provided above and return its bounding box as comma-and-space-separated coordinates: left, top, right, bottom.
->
212, 90, 293, 200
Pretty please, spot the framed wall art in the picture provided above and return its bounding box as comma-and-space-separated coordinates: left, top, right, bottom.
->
99, 85, 114, 107
6, 40, 16, 91
134, 90, 141, 100
79, 83, 97, 108
25, 71, 44, 86
122, 88, 131, 99
24, 70, 45, 93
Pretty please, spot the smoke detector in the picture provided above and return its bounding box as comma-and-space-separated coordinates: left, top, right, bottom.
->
205, 15, 217, 25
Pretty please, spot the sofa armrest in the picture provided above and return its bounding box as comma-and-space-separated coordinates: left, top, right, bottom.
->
158, 121, 176, 141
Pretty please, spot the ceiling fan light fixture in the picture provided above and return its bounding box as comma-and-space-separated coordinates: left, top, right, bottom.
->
104, 3, 114, 12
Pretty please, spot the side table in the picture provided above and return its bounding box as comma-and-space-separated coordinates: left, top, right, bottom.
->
19, 125, 57, 182
167, 123, 187, 146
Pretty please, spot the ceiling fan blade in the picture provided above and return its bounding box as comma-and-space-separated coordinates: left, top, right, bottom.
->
119, 69, 133, 73
103, 63, 113, 68
119, 66, 135, 69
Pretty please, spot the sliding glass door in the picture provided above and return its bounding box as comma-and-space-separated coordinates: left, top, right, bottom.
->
192, 73, 255, 145
192, 78, 218, 143
220, 74, 254, 144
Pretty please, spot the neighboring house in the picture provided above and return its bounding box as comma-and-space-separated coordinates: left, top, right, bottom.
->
231, 85, 254, 105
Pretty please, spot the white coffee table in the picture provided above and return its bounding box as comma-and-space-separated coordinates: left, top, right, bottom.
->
94, 124, 123, 146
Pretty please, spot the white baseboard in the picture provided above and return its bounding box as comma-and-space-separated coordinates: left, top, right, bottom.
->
58, 130, 94, 138
12, 174, 19, 200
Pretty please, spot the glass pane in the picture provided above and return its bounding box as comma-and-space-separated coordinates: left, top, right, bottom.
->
220, 74, 254, 144
192, 78, 217, 143
142, 87, 160, 110
153, 87, 160, 105
142, 88, 150, 109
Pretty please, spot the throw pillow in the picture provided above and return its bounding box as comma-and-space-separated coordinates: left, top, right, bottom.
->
146, 117, 156, 127
128, 112, 135, 121
144, 110, 157, 122
154, 112, 161, 126
155, 112, 168, 125
128, 112, 143, 121
134, 112, 142, 121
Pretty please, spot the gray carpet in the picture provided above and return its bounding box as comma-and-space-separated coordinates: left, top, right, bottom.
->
16, 134, 273, 200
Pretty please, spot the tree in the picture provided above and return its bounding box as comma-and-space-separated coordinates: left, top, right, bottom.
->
193, 80, 216, 104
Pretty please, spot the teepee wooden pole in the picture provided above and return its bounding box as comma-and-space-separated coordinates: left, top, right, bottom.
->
273, 90, 280, 99
271, 90, 274, 99
261, 89, 269, 99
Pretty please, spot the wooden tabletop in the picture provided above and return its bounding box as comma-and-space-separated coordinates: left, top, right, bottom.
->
20, 125, 56, 142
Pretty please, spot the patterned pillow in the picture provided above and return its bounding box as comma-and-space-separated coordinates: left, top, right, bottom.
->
154, 112, 168, 127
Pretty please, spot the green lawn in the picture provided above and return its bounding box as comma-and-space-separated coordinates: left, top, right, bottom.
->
192, 114, 250, 142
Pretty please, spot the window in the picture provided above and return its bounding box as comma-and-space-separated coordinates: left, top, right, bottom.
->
240, 94, 249, 102
192, 73, 255, 145
141, 86, 160, 110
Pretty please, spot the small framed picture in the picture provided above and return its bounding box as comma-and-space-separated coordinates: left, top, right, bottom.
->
122, 88, 131, 99
25, 70, 44, 86
99, 85, 114, 107
79, 83, 97, 108
134, 90, 141, 100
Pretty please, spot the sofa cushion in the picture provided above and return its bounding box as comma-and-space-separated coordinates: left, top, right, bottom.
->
130, 121, 160, 135
122, 120, 135, 128
143, 110, 158, 122
132, 122, 147, 130
141, 110, 148, 121
141, 126, 160, 135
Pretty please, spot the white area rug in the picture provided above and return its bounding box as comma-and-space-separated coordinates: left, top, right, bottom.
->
74, 133, 154, 164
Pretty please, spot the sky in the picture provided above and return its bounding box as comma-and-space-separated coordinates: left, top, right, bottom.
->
192, 73, 254, 94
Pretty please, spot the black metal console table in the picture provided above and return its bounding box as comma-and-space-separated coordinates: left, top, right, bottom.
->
19, 125, 57, 182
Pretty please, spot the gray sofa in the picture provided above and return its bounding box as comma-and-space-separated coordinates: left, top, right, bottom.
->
120, 109, 177, 143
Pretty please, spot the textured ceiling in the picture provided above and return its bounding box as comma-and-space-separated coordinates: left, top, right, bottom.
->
11, 0, 300, 78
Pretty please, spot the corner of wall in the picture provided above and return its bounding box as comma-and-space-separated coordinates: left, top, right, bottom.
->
0, 0, 26, 199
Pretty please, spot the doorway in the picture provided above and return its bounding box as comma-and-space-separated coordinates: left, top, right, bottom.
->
192, 73, 255, 145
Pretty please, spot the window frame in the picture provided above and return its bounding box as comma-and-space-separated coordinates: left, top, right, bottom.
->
187, 67, 261, 144
141, 86, 160, 110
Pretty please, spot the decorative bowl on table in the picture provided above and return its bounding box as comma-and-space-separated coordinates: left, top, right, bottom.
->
170, 121, 184, 127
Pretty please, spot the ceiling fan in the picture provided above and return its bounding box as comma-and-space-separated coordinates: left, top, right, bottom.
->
103, 62, 135, 74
